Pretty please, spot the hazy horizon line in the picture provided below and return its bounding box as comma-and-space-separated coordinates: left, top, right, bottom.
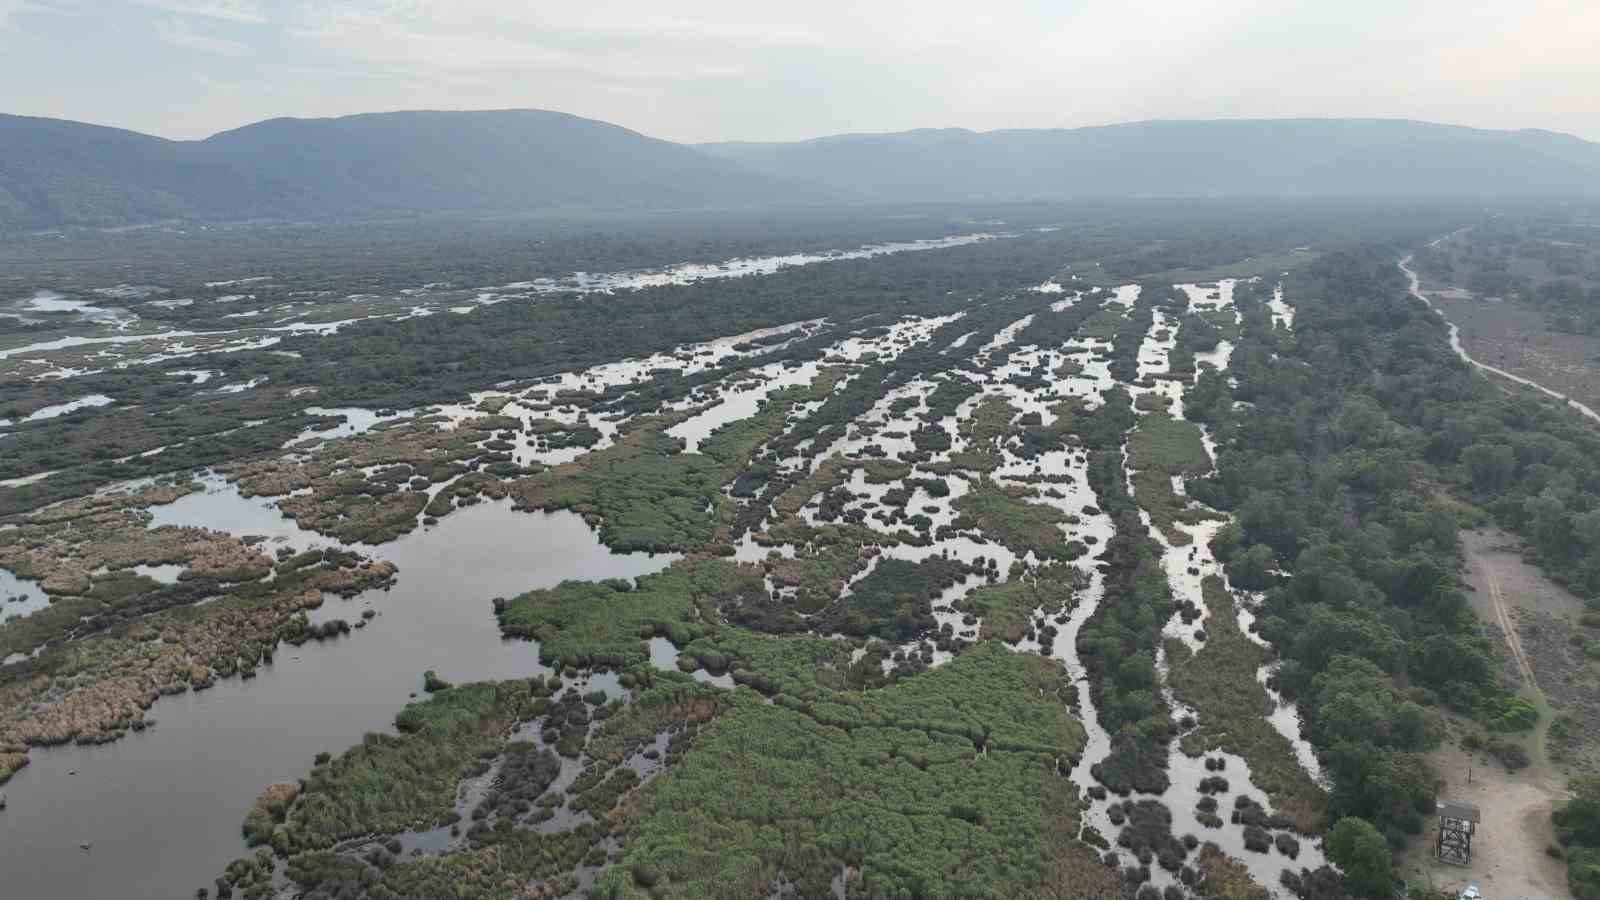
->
6, 107, 1594, 148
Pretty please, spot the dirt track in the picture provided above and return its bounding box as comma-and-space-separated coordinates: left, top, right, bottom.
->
1400, 529, 1581, 899
1480, 556, 1539, 690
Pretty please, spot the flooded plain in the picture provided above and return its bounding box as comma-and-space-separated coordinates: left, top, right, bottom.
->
0, 232, 1005, 379
0, 272, 1336, 898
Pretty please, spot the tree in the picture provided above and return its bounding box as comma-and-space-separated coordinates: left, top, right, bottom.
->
1227, 543, 1277, 590
1461, 442, 1516, 492
1333, 396, 1392, 449
1326, 816, 1393, 898
1298, 613, 1406, 677
1556, 779, 1600, 900
1209, 520, 1244, 562
1556, 777, 1600, 848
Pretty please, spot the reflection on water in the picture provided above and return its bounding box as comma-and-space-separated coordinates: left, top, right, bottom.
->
291, 406, 417, 446
0, 497, 676, 900
12, 289, 136, 327
646, 637, 736, 689
148, 476, 330, 554
131, 563, 185, 585
0, 566, 50, 624
0, 394, 115, 427
666, 361, 822, 455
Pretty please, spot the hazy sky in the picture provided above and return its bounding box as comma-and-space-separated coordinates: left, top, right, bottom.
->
3, 0, 1598, 143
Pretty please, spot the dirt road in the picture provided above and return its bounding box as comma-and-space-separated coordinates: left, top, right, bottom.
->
1400, 529, 1578, 900
1400, 252, 1600, 427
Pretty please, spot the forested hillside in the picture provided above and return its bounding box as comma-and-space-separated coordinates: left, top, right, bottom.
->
0, 109, 803, 229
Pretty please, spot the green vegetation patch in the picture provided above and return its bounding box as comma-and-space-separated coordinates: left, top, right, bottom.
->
676, 629, 880, 699
279, 480, 429, 544
953, 478, 1072, 561
1075, 442, 1177, 795
761, 523, 886, 614
282, 679, 540, 852
961, 395, 1021, 450
1015, 399, 1082, 460
816, 556, 970, 641
1193, 841, 1272, 899
498, 559, 763, 668
921, 376, 981, 422
515, 374, 841, 553
1127, 410, 1210, 475
284, 830, 597, 900
955, 567, 1083, 643
858, 458, 912, 484
595, 643, 1084, 898
770, 456, 850, 519
923, 450, 1002, 476
1555, 777, 1600, 900
1078, 308, 1128, 341
513, 425, 731, 553
1128, 410, 1215, 544
0, 549, 395, 756
1130, 469, 1216, 547
229, 415, 507, 543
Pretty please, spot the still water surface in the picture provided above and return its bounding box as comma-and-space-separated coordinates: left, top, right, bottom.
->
0, 493, 675, 899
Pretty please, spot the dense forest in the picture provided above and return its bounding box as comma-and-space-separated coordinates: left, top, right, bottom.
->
1188, 245, 1600, 897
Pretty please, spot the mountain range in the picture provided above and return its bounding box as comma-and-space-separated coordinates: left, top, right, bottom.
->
2, 109, 1598, 229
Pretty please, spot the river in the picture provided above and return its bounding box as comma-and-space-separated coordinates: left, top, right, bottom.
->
0, 492, 676, 900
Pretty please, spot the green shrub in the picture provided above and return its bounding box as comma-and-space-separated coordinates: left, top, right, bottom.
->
1491, 696, 1540, 732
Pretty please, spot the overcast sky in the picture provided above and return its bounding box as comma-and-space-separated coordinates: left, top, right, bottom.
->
3, 0, 1597, 143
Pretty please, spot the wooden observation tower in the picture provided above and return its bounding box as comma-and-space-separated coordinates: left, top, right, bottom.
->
1436, 799, 1481, 866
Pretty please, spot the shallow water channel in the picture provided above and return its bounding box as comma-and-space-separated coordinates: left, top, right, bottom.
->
0, 490, 676, 899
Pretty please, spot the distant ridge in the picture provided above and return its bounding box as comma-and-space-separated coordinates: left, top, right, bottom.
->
1, 110, 1597, 229
699, 118, 1600, 202
0, 108, 806, 229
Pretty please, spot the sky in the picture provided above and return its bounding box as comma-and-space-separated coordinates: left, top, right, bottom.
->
2, 0, 1598, 144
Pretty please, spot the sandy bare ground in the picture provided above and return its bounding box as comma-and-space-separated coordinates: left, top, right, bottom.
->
1461, 529, 1584, 685
1399, 529, 1580, 899
1401, 737, 1568, 900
